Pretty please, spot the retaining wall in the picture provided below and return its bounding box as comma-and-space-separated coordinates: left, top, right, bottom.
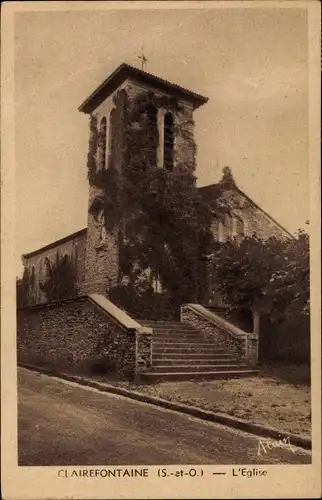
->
17, 294, 152, 379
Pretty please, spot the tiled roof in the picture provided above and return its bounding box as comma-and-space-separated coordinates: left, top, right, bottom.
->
78, 63, 208, 114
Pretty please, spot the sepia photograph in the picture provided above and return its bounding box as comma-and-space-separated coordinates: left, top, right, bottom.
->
1, 1, 321, 499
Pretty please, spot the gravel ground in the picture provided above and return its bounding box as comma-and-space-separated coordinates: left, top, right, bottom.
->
93, 367, 311, 438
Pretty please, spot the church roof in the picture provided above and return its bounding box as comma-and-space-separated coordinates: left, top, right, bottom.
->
22, 228, 87, 259
78, 63, 208, 114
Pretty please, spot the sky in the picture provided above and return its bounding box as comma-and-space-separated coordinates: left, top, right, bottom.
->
15, 5, 309, 276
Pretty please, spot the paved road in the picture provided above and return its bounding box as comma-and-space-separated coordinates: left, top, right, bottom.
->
18, 368, 311, 466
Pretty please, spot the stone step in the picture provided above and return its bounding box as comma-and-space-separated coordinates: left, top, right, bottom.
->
152, 355, 237, 362
152, 347, 228, 355
152, 344, 229, 352
152, 352, 235, 360
151, 329, 202, 334
149, 323, 198, 328
151, 364, 248, 373
152, 344, 225, 350
152, 358, 239, 366
152, 342, 238, 354
139, 321, 195, 329
152, 327, 202, 332
152, 346, 232, 353
152, 328, 201, 335
152, 335, 205, 341
140, 370, 260, 382
152, 340, 220, 346
152, 329, 203, 334
149, 323, 198, 329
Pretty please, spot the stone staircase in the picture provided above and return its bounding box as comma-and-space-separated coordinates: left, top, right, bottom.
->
138, 320, 259, 382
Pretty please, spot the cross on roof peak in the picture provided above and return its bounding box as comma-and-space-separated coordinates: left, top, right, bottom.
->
138, 44, 147, 71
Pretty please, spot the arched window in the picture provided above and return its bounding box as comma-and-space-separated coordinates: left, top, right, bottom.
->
218, 221, 225, 243
234, 216, 245, 240
218, 214, 232, 242
108, 108, 117, 168
146, 104, 158, 167
98, 209, 107, 245
43, 257, 50, 279
163, 112, 174, 170
98, 117, 107, 170
30, 266, 35, 288
210, 219, 218, 239
224, 213, 233, 240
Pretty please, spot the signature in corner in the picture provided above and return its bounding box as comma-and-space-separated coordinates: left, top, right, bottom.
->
257, 436, 296, 456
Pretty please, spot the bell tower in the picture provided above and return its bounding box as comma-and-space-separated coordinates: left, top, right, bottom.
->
78, 63, 208, 296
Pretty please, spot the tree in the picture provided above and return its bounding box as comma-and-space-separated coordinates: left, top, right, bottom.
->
209, 230, 309, 322
16, 266, 35, 307
263, 229, 309, 320
120, 168, 213, 303
39, 252, 77, 302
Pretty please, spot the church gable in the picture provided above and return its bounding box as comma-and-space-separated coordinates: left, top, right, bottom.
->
199, 168, 292, 243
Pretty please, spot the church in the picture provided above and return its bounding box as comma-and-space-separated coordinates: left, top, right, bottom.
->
21, 62, 291, 305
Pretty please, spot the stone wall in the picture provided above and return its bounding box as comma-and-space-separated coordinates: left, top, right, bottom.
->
181, 304, 258, 366
17, 295, 152, 379
82, 185, 120, 295
136, 331, 152, 372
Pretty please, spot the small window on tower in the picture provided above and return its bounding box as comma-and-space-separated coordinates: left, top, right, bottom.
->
98, 117, 107, 170
164, 112, 174, 170
146, 104, 158, 167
